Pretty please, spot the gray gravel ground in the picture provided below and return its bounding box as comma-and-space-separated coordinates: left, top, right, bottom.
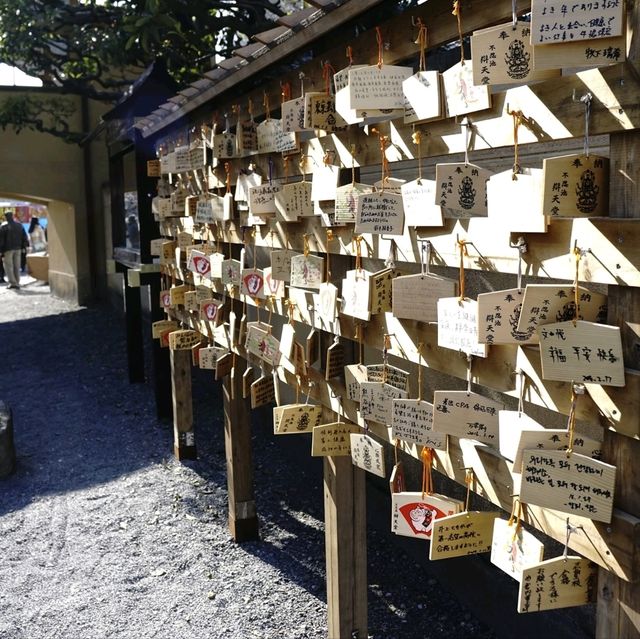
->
0, 277, 509, 639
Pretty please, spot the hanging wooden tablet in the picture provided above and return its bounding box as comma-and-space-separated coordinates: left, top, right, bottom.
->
391, 492, 464, 539
159, 288, 172, 310
518, 556, 596, 613
360, 381, 408, 425
242, 367, 254, 399
147, 159, 161, 177
304, 92, 348, 132
176, 231, 193, 251
393, 273, 457, 323
221, 259, 241, 286
279, 323, 295, 360
491, 518, 545, 582
212, 132, 236, 159
248, 183, 280, 215
471, 21, 559, 85
325, 338, 344, 380
318, 282, 339, 324
435, 163, 492, 217
159, 329, 173, 348
391, 399, 447, 451
542, 154, 609, 217
235, 171, 261, 202
186, 249, 212, 277
516, 284, 607, 336
290, 254, 324, 290
241, 268, 265, 299
291, 341, 308, 378
200, 299, 224, 326
437, 298, 489, 357
152, 320, 178, 339
477, 288, 537, 345
373, 177, 405, 194
442, 61, 491, 117
168, 330, 200, 351
345, 364, 368, 402
270, 249, 298, 282
238, 120, 258, 155
281, 96, 309, 133
160, 240, 176, 265
153, 197, 172, 220
487, 169, 548, 233
275, 181, 313, 221
335, 183, 372, 223
311, 422, 360, 457
214, 351, 233, 380
533, 35, 626, 70
403, 71, 443, 124
305, 328, 319, 365
189, 141, 206, 170
341, 269, 371, 321
347, 65, 413, 110
389, 462, 406, 495
369, 268, 398, 314
183, 291, 198, 313
538, 320, 624, 386
530, 0, 624, 45
350, 434, 386, 477
209, 252, 225, 279
333, 64, 367, 93
355, 190, 405, 236
432, 390, 503, 445
199, 346, 227, 371
250, 374, 275, 409
149, 238, 165, 256
256, 119, 281, 154
401, 180, 444, 227
173, 145, 191, 173
311, 163, 340, 202
521, 449, 616, 522
430, 511, 499, 560
366, 364, 410, 393
273, 404, 323, 435
169, 284, 188, 306
274, 127, 298, 154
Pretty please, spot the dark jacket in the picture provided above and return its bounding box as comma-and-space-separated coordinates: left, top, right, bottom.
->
0, 219, 28, 253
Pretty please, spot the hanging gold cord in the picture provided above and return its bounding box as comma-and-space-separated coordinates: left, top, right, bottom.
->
417, 342, 424, 402
510, 109, 524, 180
263, 91, 271, 120
326, 229, 334, 280
457, 238, 469, 300
346, 45, 354, 66
322, 62, 336, 96
573, 244, 582, 326
353, 234, 363, 271
281, 81, 291, 104
224, 162, 231, 195
421, 447, 434, 497
417, 18, 428, 72
412, 128, 423, 182
452, 0, 465, 65
566, 384, 579, 457
375, 26, 384, 69
464, 468, 473, 511
508, 497, 523, 540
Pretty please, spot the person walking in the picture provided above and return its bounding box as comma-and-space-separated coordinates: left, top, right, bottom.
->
0, 211, 29, 289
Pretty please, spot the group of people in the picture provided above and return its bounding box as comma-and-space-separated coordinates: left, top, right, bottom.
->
0, 212, 47, 290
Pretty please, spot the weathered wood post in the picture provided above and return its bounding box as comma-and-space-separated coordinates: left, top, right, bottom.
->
324, 455, 367, 639
223, 356, 259, 541
170, 347, 197, 460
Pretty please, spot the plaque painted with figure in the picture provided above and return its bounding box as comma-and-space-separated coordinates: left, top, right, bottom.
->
435, 163, 492, 217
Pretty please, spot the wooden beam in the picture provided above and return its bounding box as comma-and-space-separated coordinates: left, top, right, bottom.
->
223, 356, 259, 542
123, 272, 145, 384
149, 274, 173, 420
170, 348, 196, 460
324, 455, 367, 639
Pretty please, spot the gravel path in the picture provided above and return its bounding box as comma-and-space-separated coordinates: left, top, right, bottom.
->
0, 280, 498, 639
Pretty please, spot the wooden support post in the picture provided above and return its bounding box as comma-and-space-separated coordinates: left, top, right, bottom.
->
223, 357, 259, 541
124, 273, 145, 384
170, 348, 196, 460
324, 456, 367, 639
149, 273, 172, 420
595, 126, 640, 637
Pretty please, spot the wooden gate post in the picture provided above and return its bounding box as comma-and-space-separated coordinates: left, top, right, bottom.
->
595, 126, 640, 637
223, 357, 259, 541
170, 348, 197, 460
324, 455, 367, 639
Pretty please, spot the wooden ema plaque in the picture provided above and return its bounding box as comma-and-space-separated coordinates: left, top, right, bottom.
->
221, 259, 242, 286
215, 352, 234, 380
534, 35, 626, 70
477, 288, 537, 345
160, 288, 172, 310
275, 181, 313, 221
195, 195, 224, 224
311, 422, 360, 457
391, 492, 463, 539
530, 0, 624, 45
470, 22, 559, 85
334, 183, 372, 223
177, 231, 193, 251
305, 328, 319, 365
147, 159, 161, 177
516, 284, 607, 337
542, 154, 609, 217
168, 330, 201, 351
325, 340, 344, 380
520, 449, 616, 523
437, 297, 489, 357
273, 404, 323, 435
212, 132, 236, 159
498, 410, 602, 471
310, 163, 339, 202
355, 191, 405, 236
304, 92, 348, 132
442, 61, 491, 118
170, 284, 189, 307
199, 299, 224, 326
160, 240, 176, 265
242, 367, 254, 399
264, 267, 285, 299
389, 462, 406, 495
152, 320, 178, 339
279, 323, 295, 360
487, 169, 548, 233
248, 183, 280, 215
401, 179, 444, 227
393, 273, 457, 323
241, 269, 265, 299
199, 346, 227, 370
245, 323, 281, 367
347, 65, 413, 110
238, 120, 258, 154
369, 268, 397, 315
281, 96, 308, 133
290, 254, 324, 290
538, 320, 625, 386
429, 511, 499, 561
250, 374, 275, 409
274, 127, 298, 155
270, 249, 298, 282
435, 163, 492, 217
403, 71, 442, 124
183, 291, 199, 313
256, 119, 281, 154
360, 382, 408, 425
490, 518, 545, 582
318, 282, 339, 324
345, 364, 368, 402
432, 391, 503, 445
150, 238, 165, 256
341, 269, 371, 321
518, 556, 596, 613
366, 364, 410, 393
391, 399, 447, 451
350, 434, 386, 477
